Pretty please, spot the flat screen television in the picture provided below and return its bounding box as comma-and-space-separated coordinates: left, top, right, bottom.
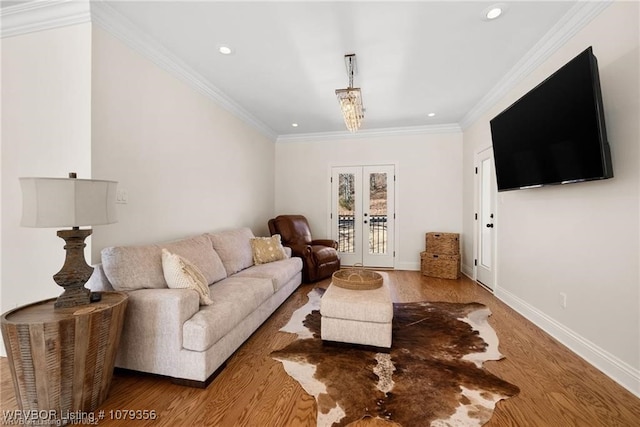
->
489, 46, 613, 192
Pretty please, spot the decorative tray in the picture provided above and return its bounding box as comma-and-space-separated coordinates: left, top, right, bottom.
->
332, 269, 383, 290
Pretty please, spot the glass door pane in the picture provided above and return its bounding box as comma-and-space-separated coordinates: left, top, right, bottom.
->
338, 173, 356, 253
362, 165, 395, 268
368, 172, 387, 254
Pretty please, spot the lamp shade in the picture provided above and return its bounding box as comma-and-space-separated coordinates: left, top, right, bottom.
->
20, 177, 118, 228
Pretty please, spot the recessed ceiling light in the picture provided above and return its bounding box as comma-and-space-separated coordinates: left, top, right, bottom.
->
486, 7, 502, 19
482, 3, 507, 21
291, 123, 299, 127
427, 112, 436, 117
218, 45, 233, 55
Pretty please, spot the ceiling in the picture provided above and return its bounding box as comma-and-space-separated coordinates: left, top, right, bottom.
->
100, 2, 583, 137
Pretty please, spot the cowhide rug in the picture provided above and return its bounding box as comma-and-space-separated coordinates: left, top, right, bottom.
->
271, 288, 519, 427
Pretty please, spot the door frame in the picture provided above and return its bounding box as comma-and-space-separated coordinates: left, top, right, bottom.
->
473, 146, 498, 291
328, 162, 398, 269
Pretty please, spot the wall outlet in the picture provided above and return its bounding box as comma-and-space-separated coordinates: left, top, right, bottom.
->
116, 189, 128, 204
559, 292, 567, 309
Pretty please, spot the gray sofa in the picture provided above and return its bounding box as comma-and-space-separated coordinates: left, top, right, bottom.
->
87, 227, 302, 387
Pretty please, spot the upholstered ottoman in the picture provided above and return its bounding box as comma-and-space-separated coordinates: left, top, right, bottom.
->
320, 272, 393, 349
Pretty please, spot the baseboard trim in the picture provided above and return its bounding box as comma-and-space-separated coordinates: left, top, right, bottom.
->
461, 264, 474, 280
395, 261, 420, 271
495, 287, 640, 398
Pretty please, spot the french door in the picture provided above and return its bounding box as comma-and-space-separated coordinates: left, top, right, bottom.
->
475, 148, 496, 290
331, 165, 395, 268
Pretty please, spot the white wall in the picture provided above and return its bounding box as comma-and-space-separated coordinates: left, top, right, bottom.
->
0, 24, 277, 358
90, 27, 276, 257
462, 1, 639, 394
1, 24, 93, 355
275, 132, 463, 270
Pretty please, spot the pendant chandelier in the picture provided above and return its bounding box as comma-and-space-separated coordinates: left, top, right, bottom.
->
335, 54, 364, 132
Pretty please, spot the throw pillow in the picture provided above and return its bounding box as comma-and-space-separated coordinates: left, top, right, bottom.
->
161, 248, 213, 305
250, 235, 287, 265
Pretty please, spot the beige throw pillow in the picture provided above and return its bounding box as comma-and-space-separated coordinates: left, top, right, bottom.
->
161, 248, 213, 305
250, 235, 287, 265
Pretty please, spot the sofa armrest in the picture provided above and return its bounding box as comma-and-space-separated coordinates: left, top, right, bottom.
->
85, 264, 115, 292
287, 243, 313, 258
116, 288, 200, 374
123, 288, 199, 344
311, 239, 338, 249
283, 246, 292, 258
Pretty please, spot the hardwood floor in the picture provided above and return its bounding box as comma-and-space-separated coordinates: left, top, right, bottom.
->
2, 271, 639, 426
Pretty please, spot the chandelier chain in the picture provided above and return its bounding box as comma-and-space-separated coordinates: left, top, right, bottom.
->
347, 56, 355, 88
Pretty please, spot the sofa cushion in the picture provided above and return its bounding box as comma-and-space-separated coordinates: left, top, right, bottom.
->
234, 257, 303, 292
161, 249, 213, 306
207, 228, 255, 276
182, 276, 274, 352
102, 234, 226, 291
162, 235, 227, 285
102, 244, 163, 291
250, 234, 287, 265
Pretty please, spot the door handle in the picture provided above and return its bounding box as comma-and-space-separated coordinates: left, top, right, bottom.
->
486, 224, 494, 228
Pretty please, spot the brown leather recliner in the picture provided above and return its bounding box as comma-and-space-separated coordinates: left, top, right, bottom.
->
268, 215, 340, 283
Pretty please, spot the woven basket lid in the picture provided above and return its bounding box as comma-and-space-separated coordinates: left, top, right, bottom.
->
332, 269, 383, 290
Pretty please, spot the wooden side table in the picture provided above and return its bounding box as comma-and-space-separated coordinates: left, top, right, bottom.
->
1, 292, 128, 420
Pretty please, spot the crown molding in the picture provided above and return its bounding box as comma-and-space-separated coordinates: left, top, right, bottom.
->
276, 123, 462, 143
2, 0, 612, 141
89, 2, 278, 142
459, 0, 613, 130
1, 0, 91, 38
1, 0, 278, 142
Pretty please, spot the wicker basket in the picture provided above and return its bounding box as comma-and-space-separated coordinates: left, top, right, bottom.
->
332, 268, 383, 290
425, 232, 460, 255
420, 251, 460, 280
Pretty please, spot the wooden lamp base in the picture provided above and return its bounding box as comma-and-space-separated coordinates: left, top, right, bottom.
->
53, 227, 94, 308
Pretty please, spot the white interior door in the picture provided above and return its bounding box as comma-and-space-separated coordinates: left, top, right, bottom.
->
331, 165, 395, 268
476, 148, 496, 289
